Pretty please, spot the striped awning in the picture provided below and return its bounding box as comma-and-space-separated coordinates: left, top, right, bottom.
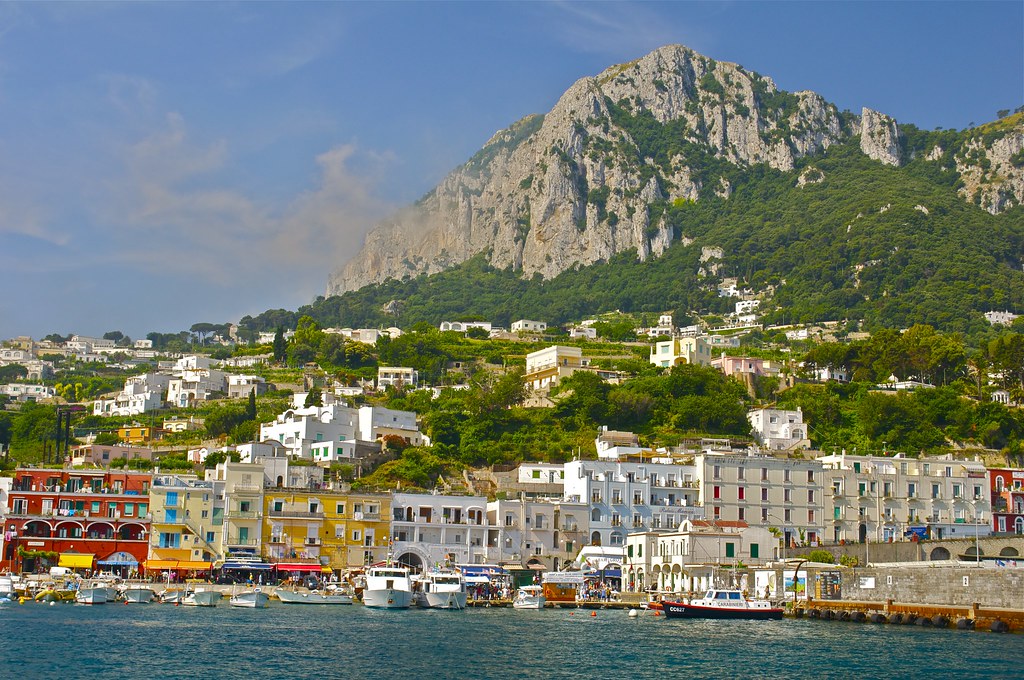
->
58, 553, 94, 569
98, 551, 139, 567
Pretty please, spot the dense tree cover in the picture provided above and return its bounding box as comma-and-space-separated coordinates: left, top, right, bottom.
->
226, 118, 1024, 348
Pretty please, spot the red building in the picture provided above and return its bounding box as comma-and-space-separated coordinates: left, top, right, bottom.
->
988, 468, 1024, 535
1, 468, 152, 574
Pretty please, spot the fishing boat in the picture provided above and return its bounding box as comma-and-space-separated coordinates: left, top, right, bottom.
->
181, 587, 221, 607
277, 587, 353, 605
512, 585, 546, 610
415, 570, 467, 610
661, 589, 784, 620
75, 583, 109, 604
120, 584, 157, 604
362, 566, 413, 609
229, 586, 270, 608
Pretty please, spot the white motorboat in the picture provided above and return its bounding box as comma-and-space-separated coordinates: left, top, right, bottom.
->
120, 584, 156, 604
158, 588, 185, 604
229, 587, 270, 608
181, 588, 221, 607
75, 585, 109, 605
0, 574, 20, 600
416, 571, 467, 610
512, 585, 546, 610
362, 566, 413, 609
276, 588, 353, 605
662, 589, 784, 620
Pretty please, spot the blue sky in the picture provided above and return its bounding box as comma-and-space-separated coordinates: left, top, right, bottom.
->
0, 1, 1021, 341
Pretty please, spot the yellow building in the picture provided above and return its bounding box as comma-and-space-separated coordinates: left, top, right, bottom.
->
146, 474, 222, 575
117, 424, 153, 444
263, 488, 391, 571
206, 461, 265, 558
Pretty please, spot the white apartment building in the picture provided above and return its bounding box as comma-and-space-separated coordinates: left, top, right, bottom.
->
227, 374, 267, 399
649, 336, 714, 369
390, 493, 489, 568
93, 373, 170, 417
438, 321, 492, 333
748, 407, 810, 451
735, 300, 761, 315
377, 366, 418, 390
511, 320, 548, 334
486, 497, 589, 570
358, 405, 424, 447
625, 520, 776, 594
563, 460, 704, 549
568, 326, 598, 340
517, 463, 566, 487
1, 383, 56, 402
260, 404, 359, 460
695, 452, 825, 551
168, 367, 227, 407
594, 428, 644, 460
817, 452, 991, 543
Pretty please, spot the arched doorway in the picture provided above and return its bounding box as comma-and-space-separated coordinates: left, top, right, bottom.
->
395, 552, 423, 571
929, 547, 950, 560
1016, 517, 1024, 535
591, 531, 602, 546
999, 547, 1019, 557
858, 523, 867, 543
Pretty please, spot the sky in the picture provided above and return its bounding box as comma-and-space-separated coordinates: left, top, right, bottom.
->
0, 1, 1021, 342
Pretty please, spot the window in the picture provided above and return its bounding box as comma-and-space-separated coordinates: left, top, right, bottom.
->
784, 469, 791, 483
713, 465, 721, 479
761, 508, 768, 522
784, 489, 792, 503
761, 488, 769, 502
206, 532, 214, 543
352, 530, 361, 542
713, 506, 721, 519
713, 486, 721, 500
738, 467, 745, 480
807, 489, 815, 503
761, 468, 769, 481
932, 484, 940, 499
784, 509, 791, 523
808, 510, 815, 522
273, 501, 283, 512
738, 507, 745, 521
505, 514, 514, 526
91, 501, 101, 514
336, 503, 345, 515
750, 543, 759, 559
908, 483, 917, 498
532, 469, 541, 479
738, 487, 745, 501
807, 470, 814, 483
952, 484, 962, 499
725, 542, 735, 558
123, 503, 135, 517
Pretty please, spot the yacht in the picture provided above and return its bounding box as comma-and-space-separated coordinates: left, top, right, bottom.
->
416, 571, 467, 610
277, 587, 353, 605
362, 566, 413, 609
75, 583, 110, 605
512, 585, 546, 610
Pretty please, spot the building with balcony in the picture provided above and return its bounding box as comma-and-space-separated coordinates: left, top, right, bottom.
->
146, 474, 221, 576
377, 366, 419, 390
748, 407, 810, 451
389, 493, 489, 570
988, 467, 1024, 535
486, 497, 588, 571
227, 374, 268, 399
1, 468, 151, 574
70, 443, 153, 467
818, 452, 992, 544
695, 452, 824, 551
320, 491, 392, 570
563, 460, 703, 550
205, 461, 265, 559
511, 320, 548, 334
92, 372, 169, 417
649, 336, 714, 369
624, 520, 775, 595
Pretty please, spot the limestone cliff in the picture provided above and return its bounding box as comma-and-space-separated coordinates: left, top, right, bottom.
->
326, 45, 1018, 295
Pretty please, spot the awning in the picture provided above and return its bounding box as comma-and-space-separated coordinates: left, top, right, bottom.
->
58, 553, 94, 569
222, 561, 272, 570
144, 559, 213, 571
459, 565, 506, 577
274, 563, 327, 573
465, 575, 490, 584
98, 551, 138, 567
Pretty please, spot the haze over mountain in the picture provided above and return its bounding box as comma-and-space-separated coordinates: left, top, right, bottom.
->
327, 44, 1024, 300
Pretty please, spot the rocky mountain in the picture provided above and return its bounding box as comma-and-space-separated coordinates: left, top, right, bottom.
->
327, 44, 1024, 296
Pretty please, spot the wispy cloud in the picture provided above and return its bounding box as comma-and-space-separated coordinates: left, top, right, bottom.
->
540, 1, 688, 58
100, 112, 393, 289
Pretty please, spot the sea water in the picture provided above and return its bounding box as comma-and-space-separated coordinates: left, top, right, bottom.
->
2, 602, 1021, 679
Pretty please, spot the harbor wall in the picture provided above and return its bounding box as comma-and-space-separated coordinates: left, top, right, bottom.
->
832, 565, 1023, 609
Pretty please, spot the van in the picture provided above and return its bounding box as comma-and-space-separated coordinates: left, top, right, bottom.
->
49, 566, 72, 578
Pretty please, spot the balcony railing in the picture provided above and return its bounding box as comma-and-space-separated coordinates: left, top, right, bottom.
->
224, 537, 260, 547
268, 509, 324, 519
225, 510, 262, 519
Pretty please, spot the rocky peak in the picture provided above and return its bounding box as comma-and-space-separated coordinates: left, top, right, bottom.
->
859, 107, 902, 166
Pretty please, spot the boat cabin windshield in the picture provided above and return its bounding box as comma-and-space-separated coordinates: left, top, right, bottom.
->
372, 569, 407, 578
433, 576, 461, 585
707, 590, 743, 600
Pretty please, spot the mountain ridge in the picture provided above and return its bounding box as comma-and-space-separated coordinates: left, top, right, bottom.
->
327, 44, 1023, 296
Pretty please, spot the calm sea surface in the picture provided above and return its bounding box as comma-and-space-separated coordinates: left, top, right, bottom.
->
1, 601, 1021, 679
